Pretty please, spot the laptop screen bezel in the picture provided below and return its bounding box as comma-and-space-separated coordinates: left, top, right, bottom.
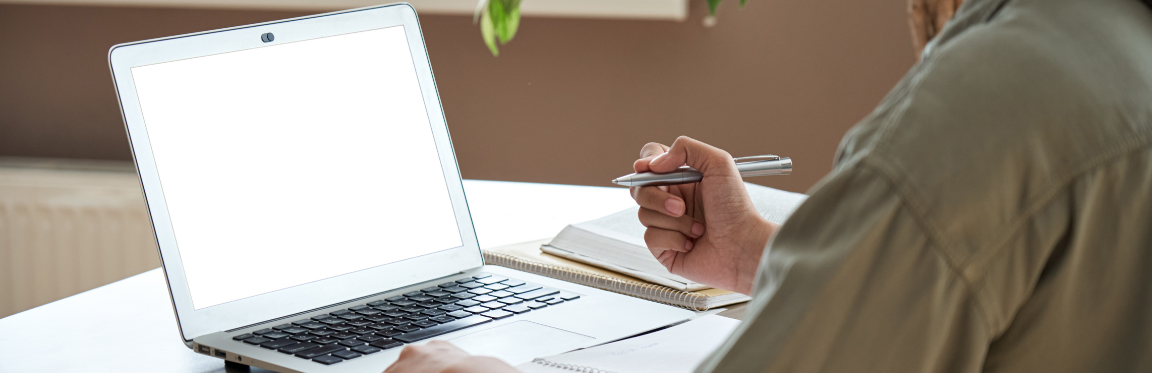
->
108, 4, 484, 342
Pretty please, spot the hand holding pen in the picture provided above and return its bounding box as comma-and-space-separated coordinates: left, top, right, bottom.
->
626, 136, 789, 295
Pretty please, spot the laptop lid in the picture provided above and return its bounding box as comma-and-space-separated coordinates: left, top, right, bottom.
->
108, 3, 483, 342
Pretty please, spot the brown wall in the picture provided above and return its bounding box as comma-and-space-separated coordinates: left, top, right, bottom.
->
0, 1, 915, 193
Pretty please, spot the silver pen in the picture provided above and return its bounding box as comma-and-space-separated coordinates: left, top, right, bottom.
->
612, 155, 792, 187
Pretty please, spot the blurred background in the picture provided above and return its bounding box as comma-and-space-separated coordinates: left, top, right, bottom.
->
0, 0, 914, 318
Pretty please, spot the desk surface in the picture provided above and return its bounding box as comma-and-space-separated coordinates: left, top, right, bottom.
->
1, 180, 706, 372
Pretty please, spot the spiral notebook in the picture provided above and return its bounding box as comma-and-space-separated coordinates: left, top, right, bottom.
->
515, 314, 741, 373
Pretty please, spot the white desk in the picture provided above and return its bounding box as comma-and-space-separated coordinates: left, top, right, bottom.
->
0, 180, 636, 372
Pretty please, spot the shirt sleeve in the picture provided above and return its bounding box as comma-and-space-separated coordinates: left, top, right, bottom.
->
695, 161, 990, 373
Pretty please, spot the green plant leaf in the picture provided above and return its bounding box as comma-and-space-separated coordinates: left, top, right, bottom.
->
490, 0, 508, 43
504, 2, 521, 44
480, 6, 499, 56
706, 0, 722, 15
740, 0, 748, 6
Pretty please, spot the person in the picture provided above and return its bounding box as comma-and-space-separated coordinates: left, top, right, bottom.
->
386, 0, 1152, 371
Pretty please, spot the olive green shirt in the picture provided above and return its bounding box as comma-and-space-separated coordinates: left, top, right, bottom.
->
697, 0, 1152, 371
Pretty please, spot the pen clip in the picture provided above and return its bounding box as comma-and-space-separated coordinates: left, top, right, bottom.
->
733, 155, 781, 164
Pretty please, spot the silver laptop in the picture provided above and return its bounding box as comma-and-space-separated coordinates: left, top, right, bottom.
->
107, 3, 692, 372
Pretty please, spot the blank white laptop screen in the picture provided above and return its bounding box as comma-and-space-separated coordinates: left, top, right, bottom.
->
130, 26, 463, 310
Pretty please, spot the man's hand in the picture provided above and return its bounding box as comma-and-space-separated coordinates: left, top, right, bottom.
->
383, 341, 519, 373
631, 136, 778, 295
908, 0, 965, 56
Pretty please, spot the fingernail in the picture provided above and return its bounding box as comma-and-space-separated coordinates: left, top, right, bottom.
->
665, 198, 684, 216
691, 221, 704, 236
684, 240, 694, 251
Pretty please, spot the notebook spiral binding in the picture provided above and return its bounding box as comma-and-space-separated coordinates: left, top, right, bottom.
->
482, 250, 708, 311
530, 358, 617, 373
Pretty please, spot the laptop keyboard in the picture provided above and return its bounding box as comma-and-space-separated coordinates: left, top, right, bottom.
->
228, 274, 580, 366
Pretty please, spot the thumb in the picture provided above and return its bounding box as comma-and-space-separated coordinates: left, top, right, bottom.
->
648, 136, 737, 176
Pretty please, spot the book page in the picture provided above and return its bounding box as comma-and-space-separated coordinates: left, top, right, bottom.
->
516, 315, 741, 373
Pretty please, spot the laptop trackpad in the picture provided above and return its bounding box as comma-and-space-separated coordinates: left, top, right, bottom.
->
448, 321, 594, 365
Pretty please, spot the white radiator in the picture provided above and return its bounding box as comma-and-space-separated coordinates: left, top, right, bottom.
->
0, 158, 159, 318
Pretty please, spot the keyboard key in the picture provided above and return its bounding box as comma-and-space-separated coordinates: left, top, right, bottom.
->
338, 338, 365, 347
319, 318, 345, 325
372, 305, 400, 312
262, 332, 289, 339
488, 290, 513, 298
253, 329, 274, 335
439, 304, 464, 311
232, 334, 255, 341
311, 315, 333, 321
368, 324, 394, 331
391, 300, 417, 307
464, 306, 490, 313
535, 296, 555, 302
377, 330, 403, 337
434, 297, 457, 304
406, 291, 426, 297
328, 325, 354, 332
312, 337, 339, 344
365, 315, 389, 323
290, 334, 315, 342
386, 296, 407, 302
301, 323, 327, 330
507, 284, 542, 294
403, 314, 429, 321
311, 329, 335, 336
481, 301, 506, 309
485, 284, 510, 291
418, 301, 441, 308
559, 293, 580, 301
352, 345, 382, 354
338, 314, 364, 321
408, 296, 433, 302
281, 327, 309, 335
545, 298, 564, 305
367, 300, 389, 307
243, 337, 272, 345
412, 320, 438, 328
481, 310, 514, 319
349, 305, 369, 312
273, 324, 294, 330
524, 301, 547, 309
332, 332, 357, 340
383, 311, 407, 318
394, 315, 493, 343
395, 325, 421, 333
430, 315, 457, 323
422, 309, 447, 316
312, 355, 344, 365
441, 286, 468, 294
371, 340, 404, 350
448, 310, 473, 318
503, 304, 531, 314
472, 274, 492, 279
502, 280, 526, 287
437, 282, 458, 289
358, 334, 385, 342
334, 350, 363, 360
400, 307, 424, 313
468, 288, 493, 295
515, 288, 560, 300
330, 310, 351, 316
346, 320, 372, 327
355, 309, 382, 316
473, 295, 497, 303
292, 319, 313, 325
350, 328, 374, 335
421, 287, 442, 293
459, 282, 485, 289
452, 292, 477, 300
385, 319, 411, 326
279, 342, 319, 354
262, 339, 299, 349
424, 291, 450, 298
455, 278, 476, 283
476, 276, 506, 285
498, 297, 523, 305
456, 299, 481, 307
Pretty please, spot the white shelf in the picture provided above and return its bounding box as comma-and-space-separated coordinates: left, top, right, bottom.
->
1, 0, 688, 20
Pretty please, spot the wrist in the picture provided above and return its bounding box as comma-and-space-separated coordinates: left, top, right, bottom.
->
442, 356, 518, 373
734, 217, 777, 295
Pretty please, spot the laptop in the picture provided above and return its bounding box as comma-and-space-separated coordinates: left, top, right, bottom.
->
107, 3, 693, 372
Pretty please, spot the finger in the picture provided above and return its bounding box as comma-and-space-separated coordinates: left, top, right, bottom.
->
655, 249, 677, 270
634, 142, 669, 173
935, 0, 955, 36
908, 0, 929, 56
632, 185, 686, 217
647, 136, 737, 177
639, 207, 704, 238
645, 227, 693, 254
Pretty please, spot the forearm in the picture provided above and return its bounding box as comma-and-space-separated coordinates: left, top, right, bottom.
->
734, 218, 779, 295
442, 356, 521, 373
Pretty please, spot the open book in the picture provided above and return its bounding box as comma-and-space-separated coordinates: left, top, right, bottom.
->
544, 183, 807, 291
